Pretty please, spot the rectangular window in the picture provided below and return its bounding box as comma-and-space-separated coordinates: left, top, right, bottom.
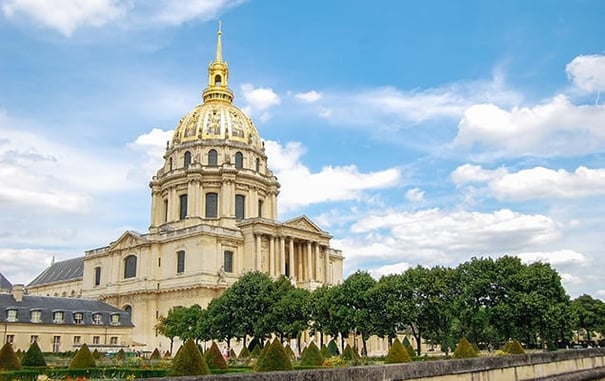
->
205, 192, 218, 218
111, 314, 120, 325
31, 310, 42, 323
110, 337, 118, 345
258, 199, 264, 218
73, 312, 83, 324
53, 311, 64, 323
163, 199, 168, 222
92, 313, 102, 325
94, 266, 101, 286
93, 336, 100, 345
177, 250, 185, 273
235, 194, 245, 220
179, 194, 188, 220
224, 250, 233, 273
30, 335, 38, 344
73, 336, 81, 344
6, 309, 17, 322
6, 335, 14, 344
52, 336, 61, 353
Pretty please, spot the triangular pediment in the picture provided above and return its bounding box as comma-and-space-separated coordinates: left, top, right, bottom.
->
109, 230, 148, 251
282, 215, 324, 234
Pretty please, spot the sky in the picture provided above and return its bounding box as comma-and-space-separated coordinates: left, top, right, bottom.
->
1, 0, 605, 299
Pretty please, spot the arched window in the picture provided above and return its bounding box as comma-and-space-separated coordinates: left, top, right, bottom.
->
235, 152, 243, 169
169, 157, 173, 171
208, 149, 218, 166
177, 250, 185, 273
123, 305, 132, 317
235, 194, 245, 220
255, 158, 260, 172
124, 255, 137, 278
184, 151, 192, 169
214, 74, 222, 86
205, 192, 218, 218
179, 194, 188, 220
224, 251, 233, 273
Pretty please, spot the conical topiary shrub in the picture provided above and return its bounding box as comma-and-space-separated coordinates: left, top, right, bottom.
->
204, 342, 228, 370
285, 344, 297, 361
22, 341, 46, 367
238, 346, 251, 359
150, 348, 161, 360
453, 337, 478, 359
384, 338, 412, 364
229, 348, 237, 359
255, 339, 293, 372
248, 337, 263, 352
0, 342, 22, 370
502, 340, 525, 354
170, 338, 210, 376
300, 341, 324, 366
250, 344, 262, 358
115, 348, 126, 361
327, 339, 339, 356
69, 343, 96, 369
342, 343, 359, 361
402, 336, 416, 358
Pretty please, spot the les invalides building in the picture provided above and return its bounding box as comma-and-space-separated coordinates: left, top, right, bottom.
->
25, 25, 344, 351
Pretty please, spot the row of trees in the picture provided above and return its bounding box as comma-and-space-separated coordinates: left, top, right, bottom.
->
156, 256, 605, 356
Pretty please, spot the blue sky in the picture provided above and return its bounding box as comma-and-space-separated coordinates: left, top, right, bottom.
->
1, 0, 605, 299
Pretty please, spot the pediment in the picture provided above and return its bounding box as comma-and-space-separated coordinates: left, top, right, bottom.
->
109, 230, 148, 251
282, 215, 324, 234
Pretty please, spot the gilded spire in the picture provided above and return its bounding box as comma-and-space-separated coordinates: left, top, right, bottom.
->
202, 20, 233, 103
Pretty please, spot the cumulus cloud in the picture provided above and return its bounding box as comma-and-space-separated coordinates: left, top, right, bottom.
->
367, 262, 412, 279
454, 95, 605, 157
451, 164, 605, 201
516, 249, 589, 266
1, 0, 126, 37
240, 83, 281, 122
295, 90, 322, 103
128, 128, 174, 181
264, 140, 400, 211
405, 187, 425, 202
0, 0, 244, 36
0, 248, 59, 284
566, 54, 605, 94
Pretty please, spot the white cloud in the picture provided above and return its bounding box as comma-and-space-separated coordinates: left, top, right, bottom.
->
295, 90, 322, 103
452, 164, 605, 201
566, 54, 605, 93
405, 187, 425, 202
0, 248, 59, 284
455, 95, 605, 157
367, 262, 411, 279
142, 0, 241, 26
240, 83, 281, 122
128, 128, 174, 181
1, 0, 126, 37
264, 140, 400, 212
516, 249, 589, 265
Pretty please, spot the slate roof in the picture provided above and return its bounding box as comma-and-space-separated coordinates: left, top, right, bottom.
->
27, 257, 84, 287
0, 273, 12, 290
0, 293, 133, 327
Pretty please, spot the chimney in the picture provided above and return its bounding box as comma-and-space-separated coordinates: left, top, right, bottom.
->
12, 284, 24, 302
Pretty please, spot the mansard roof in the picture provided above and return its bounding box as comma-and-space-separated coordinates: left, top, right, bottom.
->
0, 294, 133, 327
0, 273, 12, 291
27, 257, 83, 287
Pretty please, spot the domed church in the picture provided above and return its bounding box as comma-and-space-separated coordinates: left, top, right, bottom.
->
26, 25, 344, 351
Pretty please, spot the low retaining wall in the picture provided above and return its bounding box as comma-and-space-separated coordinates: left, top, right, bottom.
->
153, 348, 605, 381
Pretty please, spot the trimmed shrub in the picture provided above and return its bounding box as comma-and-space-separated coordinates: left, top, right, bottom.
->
204, 342, 228, 370
150, 348, 161, 360
300, 341, 324, 366
255, 339, 293, 372
285, 344, 296, 361
402, 336, 416, 358
163, 350, 171, 359
238, 346, 250, 359
21, 341, 46, 367
170, 338, 210, 376
327, 339, 339, 356
342, 344, 359, 361
248, 337, 263, 352
453, 337, 478, 359
502, 340, 525, 355
320, 344, 330, 359
229, 348, 237, 359
250, 344, 262, 358
115, 348, 126, 361
69, 343, 96, 369
0, 342, 22, 370
384, 338, 412, 364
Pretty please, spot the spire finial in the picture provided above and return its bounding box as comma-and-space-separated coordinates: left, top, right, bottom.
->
216, 20, 223, 63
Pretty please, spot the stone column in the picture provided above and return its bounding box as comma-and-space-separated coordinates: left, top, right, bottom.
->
306, 241, 312, 281
280, 237, 286, 275
255, 234, 262, 271
269, 236, 275, 277
289, 238, 295, 280
324, 247, 330, 284
314, 243, 320, 282
168, 187, 177, 221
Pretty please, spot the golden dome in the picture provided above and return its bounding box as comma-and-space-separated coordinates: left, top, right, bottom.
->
171, 22, 262, 150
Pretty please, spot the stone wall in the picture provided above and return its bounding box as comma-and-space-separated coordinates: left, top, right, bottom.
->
149, 348, 605, 381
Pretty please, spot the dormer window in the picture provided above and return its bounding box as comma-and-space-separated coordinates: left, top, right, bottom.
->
111, 314, 120, 326
30, 310, 42, 323
6, 309, 17, 322
73, 312, 83, 324
53, 311, 64, 324
92, 313, 102, 325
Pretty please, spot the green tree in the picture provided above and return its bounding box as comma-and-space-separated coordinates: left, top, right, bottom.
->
339, 271, 376, 356
22, 341, 46, 367
572, 294, 605, 345
264, 276, 310, 342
